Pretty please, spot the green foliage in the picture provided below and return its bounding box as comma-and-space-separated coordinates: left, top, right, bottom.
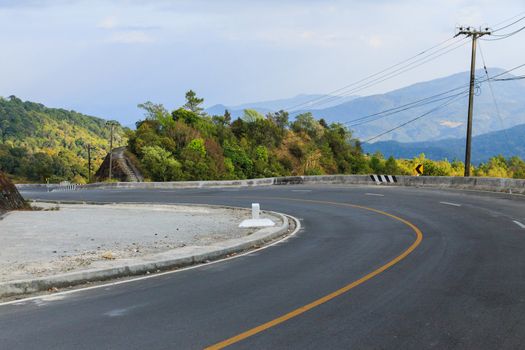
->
291, 112, 323, 139
141, 146, 182, 181
7, 93, 525, 183
183, 90, 205, 115
0, 96, 125, 183
242, 109, 264, 123
187, 138, 206, 158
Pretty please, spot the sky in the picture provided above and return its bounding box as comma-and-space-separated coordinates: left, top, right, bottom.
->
0, 0, 524, 126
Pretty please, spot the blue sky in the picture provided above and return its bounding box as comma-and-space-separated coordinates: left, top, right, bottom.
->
0, 0, 524, 126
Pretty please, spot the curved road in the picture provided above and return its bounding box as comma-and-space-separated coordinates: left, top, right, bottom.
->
2, 185, 525, 349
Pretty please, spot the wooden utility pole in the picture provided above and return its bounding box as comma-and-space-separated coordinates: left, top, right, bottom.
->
87, 143, 92, 183
105, 121, 118, 181
455, 27, 491, 176
87, 143, 97, 183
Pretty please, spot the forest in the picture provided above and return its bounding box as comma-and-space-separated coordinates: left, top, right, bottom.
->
1, 93, 525, 183
0, 95, 125, 183
127, 91, 525, 181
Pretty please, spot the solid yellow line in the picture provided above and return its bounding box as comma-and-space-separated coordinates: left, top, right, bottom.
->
204, 197, 423, 350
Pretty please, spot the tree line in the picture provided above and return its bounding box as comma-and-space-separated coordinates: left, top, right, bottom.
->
1, 93, 525, 182
127, 91, 525, 181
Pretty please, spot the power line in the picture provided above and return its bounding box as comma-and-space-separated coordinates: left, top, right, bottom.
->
359, 63, 525, 144
492, 15, 525, 32
285, 12, 525, 114
478, 42, 513, 156
364, 91, 468, 143
291, 38, 469, 111
482, 25, 525, 41
346, 86, 472, 127
492, 10, 525, 29
283, 36, 464, 112
493, 75, 525, 81
342, 63, 524, 130
487, 62, 525, 79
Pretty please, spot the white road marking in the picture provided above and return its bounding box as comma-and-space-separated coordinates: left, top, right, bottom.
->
0, 215, 302, 308
439, 201, 462, 207
365, 193, 384, 197
513, 220, 525, 229
291, 190, 312, 192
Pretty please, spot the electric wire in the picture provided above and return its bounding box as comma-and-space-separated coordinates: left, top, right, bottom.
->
482, 25, 525, 41
364, 91, 469, 143
290, 37, 470, 111
285, 12, 525, 113
478, 42, 513, 155
492, 15, 525, 32
283, 36, 465, 112
361, 63, 525, 142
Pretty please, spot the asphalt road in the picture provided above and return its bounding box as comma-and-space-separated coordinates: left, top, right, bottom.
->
2, 185, 525, 349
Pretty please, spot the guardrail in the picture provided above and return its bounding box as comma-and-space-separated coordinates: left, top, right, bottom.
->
16, 175, 525, 195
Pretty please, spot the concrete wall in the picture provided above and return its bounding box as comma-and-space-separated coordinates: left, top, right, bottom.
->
17, 175, 525, 195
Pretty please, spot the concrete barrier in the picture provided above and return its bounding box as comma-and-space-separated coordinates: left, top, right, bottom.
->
17, 175, 525, 195
78, 177, 276, 190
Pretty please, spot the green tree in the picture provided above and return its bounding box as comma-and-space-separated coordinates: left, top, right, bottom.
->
384, 156, 399, 174
183, 90, 204, 115
141, 146, 182, 181
187, 138, 206, 158
242, 109, 264, 123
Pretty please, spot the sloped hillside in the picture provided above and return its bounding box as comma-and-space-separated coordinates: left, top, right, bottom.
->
0, 96, 126, 183
304, 68, 525, 142
363, 122, 525, 164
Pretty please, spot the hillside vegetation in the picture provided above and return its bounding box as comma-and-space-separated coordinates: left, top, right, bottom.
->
364, 123, 525, 164
128, 91, 368, 181
1, 92, 524, 183
304, 68, 525, 142
128, 91, 525, 181
0, 96, 126, 183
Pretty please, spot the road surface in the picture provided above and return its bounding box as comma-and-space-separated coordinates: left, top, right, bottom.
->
1, 185, 525, 349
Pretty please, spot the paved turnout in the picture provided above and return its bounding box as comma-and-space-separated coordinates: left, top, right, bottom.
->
2, 185, 525, 349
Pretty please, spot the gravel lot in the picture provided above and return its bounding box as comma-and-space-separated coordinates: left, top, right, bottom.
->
0, 202, 279, 282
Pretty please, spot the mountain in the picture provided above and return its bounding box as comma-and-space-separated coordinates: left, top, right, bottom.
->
363, 122, 525, 164
205, 94, 359, 119
303, 68, 525, 143
0, 95, 126, 183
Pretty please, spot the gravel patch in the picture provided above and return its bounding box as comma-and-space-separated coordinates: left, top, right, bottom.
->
0, 203, 280, 282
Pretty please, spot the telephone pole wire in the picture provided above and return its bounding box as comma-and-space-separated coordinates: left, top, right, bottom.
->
455, 26, 491, 176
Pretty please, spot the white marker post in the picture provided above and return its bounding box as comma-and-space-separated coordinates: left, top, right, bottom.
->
252, 203, 260, 220
239, 203, 275, 228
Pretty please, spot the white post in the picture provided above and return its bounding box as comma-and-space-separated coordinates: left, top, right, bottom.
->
252, 203, 260, 220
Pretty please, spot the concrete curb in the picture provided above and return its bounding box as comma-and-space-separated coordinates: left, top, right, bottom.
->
0, 204, 295, 299
17, 175, 525, 195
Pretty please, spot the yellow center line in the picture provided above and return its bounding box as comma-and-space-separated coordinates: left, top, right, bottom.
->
202, 196, 424, 349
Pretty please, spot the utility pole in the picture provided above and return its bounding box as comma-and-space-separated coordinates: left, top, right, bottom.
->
455, 26, 491, 176
87, 143, 92, 183
105, 121, 118, 181
87, 143, 97, 183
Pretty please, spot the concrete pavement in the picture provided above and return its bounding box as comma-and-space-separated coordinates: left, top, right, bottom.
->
1, 185, 525, 349
0, 202, 291, 299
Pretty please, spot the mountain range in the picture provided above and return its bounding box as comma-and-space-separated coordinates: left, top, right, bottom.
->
363, 122, 525, 164
205, 94, 359, 119
299, 68, 525, 143
205, 68, 525, 145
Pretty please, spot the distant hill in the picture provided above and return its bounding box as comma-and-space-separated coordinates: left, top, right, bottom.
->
363, 122, 525, 164
205, 94, 359, 119
0, 96, 126, 183
303, 68, 525, 143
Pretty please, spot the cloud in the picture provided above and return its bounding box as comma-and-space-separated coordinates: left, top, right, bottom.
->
440, 120, 463, 128
106, 31, 154, 44
97, 16, 118, 29
361, 35, 384, 49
